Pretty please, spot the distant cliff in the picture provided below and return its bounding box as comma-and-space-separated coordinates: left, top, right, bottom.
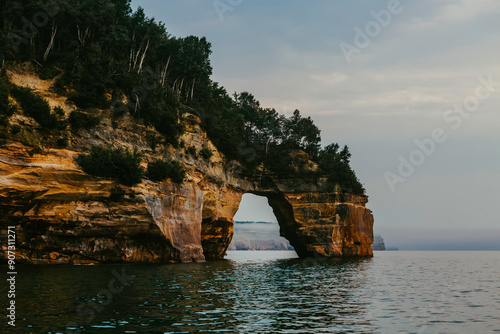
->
228, 221, 294, 251
0, 68, 374, 264
372, 235, 386, 251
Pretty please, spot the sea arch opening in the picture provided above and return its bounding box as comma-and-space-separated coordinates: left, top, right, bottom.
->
227, 193, 298, 258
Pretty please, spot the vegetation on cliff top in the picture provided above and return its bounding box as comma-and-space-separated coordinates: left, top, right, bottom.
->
0, 0, 365, 194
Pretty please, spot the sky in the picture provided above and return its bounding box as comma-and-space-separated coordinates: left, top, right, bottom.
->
132, 0, 500, 249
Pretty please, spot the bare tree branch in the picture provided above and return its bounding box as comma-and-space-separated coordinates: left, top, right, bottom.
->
137, 39, 150, 72
43, 23, 57, 61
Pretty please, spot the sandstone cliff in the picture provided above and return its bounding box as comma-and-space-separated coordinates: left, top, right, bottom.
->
0, 69, 374, 263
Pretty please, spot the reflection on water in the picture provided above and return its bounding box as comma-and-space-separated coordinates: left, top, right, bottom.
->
2, 251, 500, 333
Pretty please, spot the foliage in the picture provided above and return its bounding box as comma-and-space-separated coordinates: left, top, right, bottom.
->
195, 90, 322, 175
0, 118, 8, 132
199, 146, 213, 160
66, 71, 110, 109
56, 136, 68, 148
0, 0, 322, 166
10, 124, 21, 134
0, 0, 367, 194
79, 146, 143, 186
1, 0, 196, 143
317, 144, 365, 195
186, 146, 197, 157
53, 106, 65, 116
10, 85, 65, 129
135, 85, 183, 146
146, 159, 185, 183
68, 110, 101, 130
0, 74, 16, 117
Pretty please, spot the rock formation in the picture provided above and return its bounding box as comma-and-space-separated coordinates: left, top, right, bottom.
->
228, 221, 295, 251
372, 234, 386, 251
0, 70, 374, 264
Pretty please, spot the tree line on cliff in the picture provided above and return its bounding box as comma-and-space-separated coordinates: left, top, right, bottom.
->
0, 0, 365, 195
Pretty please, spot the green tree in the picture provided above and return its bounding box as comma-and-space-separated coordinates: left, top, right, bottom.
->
10, 85, 63, 129
146, 159, 185, 183
318, 144, 365, 195
283, 109, 321, 160
0, 0, 366, 195
79, 146, 143, 186
0, 74, 15, 116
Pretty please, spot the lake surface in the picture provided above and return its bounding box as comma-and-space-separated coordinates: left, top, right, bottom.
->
2, 251, 500, 333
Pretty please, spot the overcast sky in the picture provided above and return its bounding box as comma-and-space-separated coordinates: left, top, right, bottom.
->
133, 0, 500, 249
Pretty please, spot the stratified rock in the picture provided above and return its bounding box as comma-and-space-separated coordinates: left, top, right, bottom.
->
0, 71, 374, 264
270, 192, 374, 258
0, 140, 374, 263
0, 142, 179, 264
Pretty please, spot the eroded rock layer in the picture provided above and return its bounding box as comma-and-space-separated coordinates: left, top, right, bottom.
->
0, 70, 374, 264
0, 140, 373, 263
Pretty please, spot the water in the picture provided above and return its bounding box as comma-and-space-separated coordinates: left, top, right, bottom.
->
2, 251, 500, 334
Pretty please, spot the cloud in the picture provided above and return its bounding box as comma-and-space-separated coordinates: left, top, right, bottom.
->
439, 0, 500, 23
133, 0, 500, 232
406, 0, 500, 31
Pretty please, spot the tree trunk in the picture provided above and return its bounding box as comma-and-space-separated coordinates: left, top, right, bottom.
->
160, 55, 171, 86
77, 25, 90, 46
43, 23, 57, 61
137, 39, 149, 73
134, 93, 140, 116
128, 32, 136, 72
179, 78, 184, 94
190, 77, 196, 100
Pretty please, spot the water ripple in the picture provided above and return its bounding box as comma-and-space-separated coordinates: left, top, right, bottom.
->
2, 251, 500, 333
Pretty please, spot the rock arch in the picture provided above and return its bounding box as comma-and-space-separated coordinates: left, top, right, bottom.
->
0, 114, 374, 264
199, 186, 374, 261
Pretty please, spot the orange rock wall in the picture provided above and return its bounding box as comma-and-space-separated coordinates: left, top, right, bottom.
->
0, 69, 374, 263
0, 140, 374, 263
280, 193, 374, 258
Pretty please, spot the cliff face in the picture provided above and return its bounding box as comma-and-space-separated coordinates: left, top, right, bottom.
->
0, 70, 374, 263
272, 192, 373, 258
